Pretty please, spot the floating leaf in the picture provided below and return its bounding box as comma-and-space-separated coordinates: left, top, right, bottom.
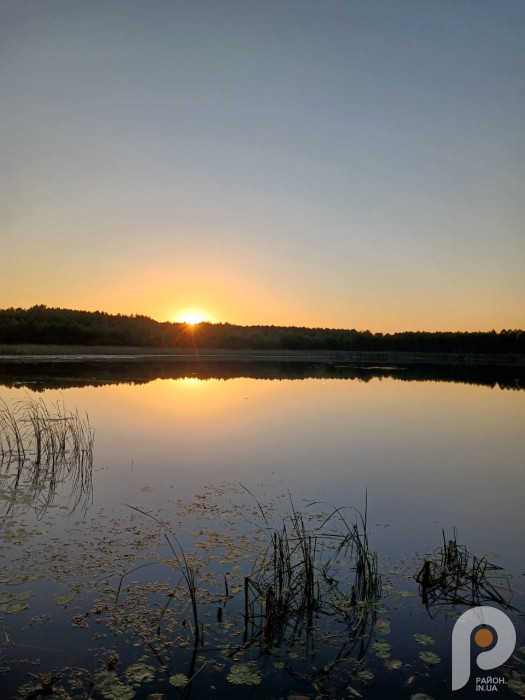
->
227, 662, 262, 686
2, 601, 29, 614
356, 669, 374, 681
125, 662, 155, 685
169, 674, 189, 688
371, 640, 391, 659
0, 592, 14, 604
54, 594, 74, 606
95, 670, 135, 700
413, 633, 435, 646
15, 590, 36, 601
411, 694, 435, 700
385, 659, 403, 670
505, 670, 525, 694
374, 619, 391, 634
419, 651, 441, 665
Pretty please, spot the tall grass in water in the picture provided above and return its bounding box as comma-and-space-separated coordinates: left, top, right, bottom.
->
242, 488, 381, 650
117, 490, 381, 664
0, 395, 94, 516
415, 528, 513, 613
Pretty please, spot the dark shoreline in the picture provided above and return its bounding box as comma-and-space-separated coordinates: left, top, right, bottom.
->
0, 346, 523, 391
0, 344, 524, 367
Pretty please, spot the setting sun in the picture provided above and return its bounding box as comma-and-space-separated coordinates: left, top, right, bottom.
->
172, 308, 211, 325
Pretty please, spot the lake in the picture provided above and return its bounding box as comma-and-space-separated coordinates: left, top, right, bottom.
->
1, 358, 524, 699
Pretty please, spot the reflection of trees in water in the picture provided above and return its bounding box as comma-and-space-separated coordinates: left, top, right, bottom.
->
0, 358, 523, 391
0, 396, 93, 518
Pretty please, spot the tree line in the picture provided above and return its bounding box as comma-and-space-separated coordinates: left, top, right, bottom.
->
0, 305, 523, 354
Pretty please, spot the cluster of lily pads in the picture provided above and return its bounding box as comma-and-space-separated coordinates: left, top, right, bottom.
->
1, 478, 524, 699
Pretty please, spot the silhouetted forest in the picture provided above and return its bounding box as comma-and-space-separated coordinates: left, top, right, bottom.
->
1, 305, 524, 355
0, 358, 522, 392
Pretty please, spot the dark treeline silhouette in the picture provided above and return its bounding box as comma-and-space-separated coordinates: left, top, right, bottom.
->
0, 359, 522, 392
1, 305, 524, 355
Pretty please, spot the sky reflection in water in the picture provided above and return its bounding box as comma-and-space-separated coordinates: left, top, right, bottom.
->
1, 373, 523, 569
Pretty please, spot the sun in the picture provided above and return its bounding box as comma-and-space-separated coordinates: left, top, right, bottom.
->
172, 308, 211, 325
181, 312, 204, 326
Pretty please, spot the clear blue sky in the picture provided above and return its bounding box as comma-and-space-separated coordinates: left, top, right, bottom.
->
1, 0, 524, 331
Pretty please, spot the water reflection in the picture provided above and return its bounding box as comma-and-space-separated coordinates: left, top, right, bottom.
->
0, 371, 523, 698
415, 530, 518, 617
0, 357, 523, 391
0, 396, 94, 518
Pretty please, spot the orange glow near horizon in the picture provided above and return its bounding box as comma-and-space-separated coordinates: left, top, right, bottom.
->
171, 308, 213, 325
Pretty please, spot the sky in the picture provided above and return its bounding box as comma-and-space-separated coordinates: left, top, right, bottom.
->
1, 0, 524, 332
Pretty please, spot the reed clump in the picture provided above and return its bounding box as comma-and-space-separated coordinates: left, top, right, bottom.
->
242, 491, 382, 649
415, 528, 511, 612
0, 395, 94, 514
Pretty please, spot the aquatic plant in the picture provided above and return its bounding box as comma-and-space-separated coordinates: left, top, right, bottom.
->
415, 528, 513, 614
3, 478, 524, 700
111, 488, 383, 697
117, 504, 201, 648
0, 395, 94, 517
241, 490, 382, 652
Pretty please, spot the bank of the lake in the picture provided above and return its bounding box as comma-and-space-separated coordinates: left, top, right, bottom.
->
1, 343, 524, 368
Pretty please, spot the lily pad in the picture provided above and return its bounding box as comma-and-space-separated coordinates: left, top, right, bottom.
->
356, 669, 375, 681
413, 633, 435, 646
419, 651, 441, 665
169, 674, 189, 688
2, 601, 29, 614
125, 662, 155, 685
95, 670, 135, 700
374, 619, 391, 634
54, 593, 74, 606
505, 670, 525, 694
385, 659, 403, 670
372, 640, 391, 659
227, 662, 262, 686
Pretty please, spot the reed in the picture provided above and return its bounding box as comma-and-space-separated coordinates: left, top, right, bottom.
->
415, 528, 512, 612
241, 489, 382, 649
0, 395, 94, 515
115, 488, 382, 678
119, 505, 202, 647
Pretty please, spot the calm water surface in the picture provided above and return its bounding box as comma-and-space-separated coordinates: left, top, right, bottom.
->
4, 375, 520, 559
1, 367, 524, 698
